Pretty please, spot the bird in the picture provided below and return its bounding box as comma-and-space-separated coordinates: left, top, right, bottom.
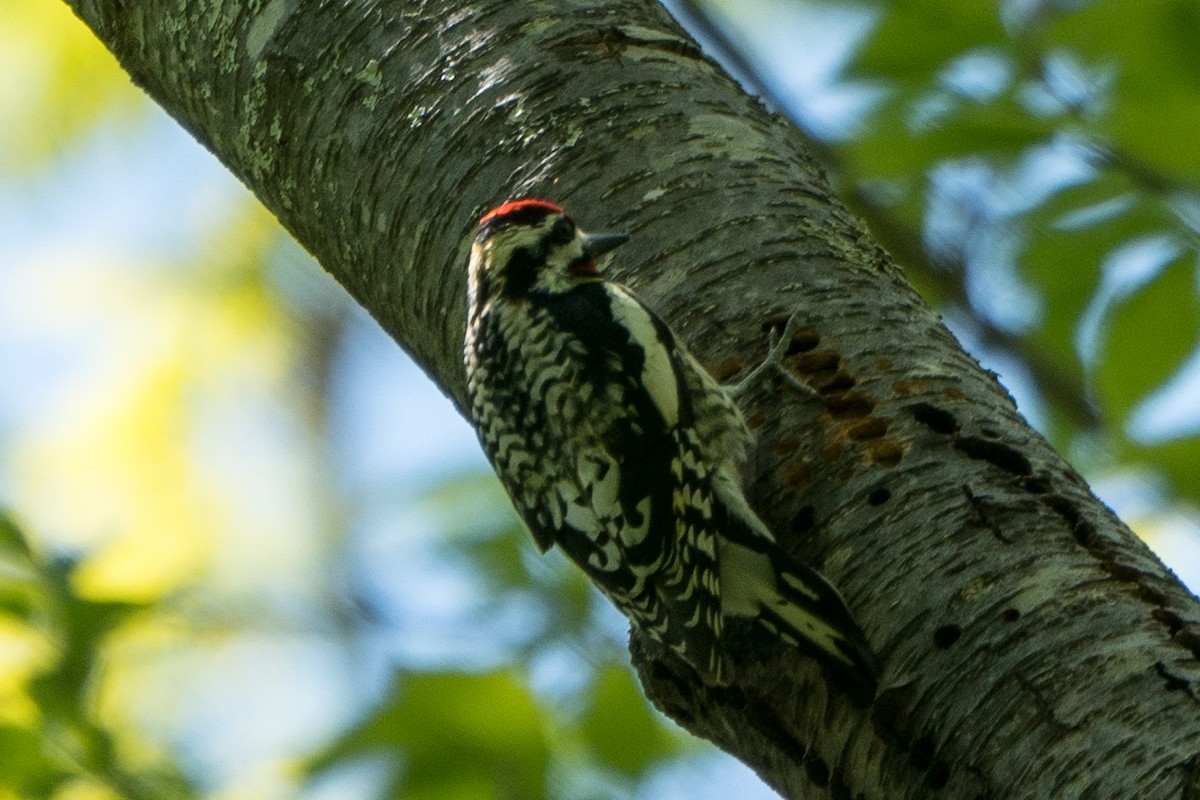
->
463, 198, 878, 702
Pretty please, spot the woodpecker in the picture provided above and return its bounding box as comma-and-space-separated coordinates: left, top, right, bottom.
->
464, 199, 878, 701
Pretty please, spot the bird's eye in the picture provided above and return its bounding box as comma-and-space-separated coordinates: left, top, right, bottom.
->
548, 216, 575, 245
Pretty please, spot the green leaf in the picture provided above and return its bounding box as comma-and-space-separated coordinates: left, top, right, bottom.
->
308, 670, 550, 800
0, 520, 41, 621
1020, 183, 1173, 391
0, 724, 68, 796
0, 511, 32, 557
1044, 0, 1200, 87
1095, 254, 1199, 424
851, 0, 1005, 85
1042, 0, 1200, 180
1103, 90, 1200, 181
577, 667, 683, 779
846, 94, 1052, 182
29, 559, 148, 723
1138, 435, 1200, 505
919, 96, 1052, 157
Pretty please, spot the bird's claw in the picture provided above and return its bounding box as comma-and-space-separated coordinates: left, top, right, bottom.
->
725, 312, 819, 401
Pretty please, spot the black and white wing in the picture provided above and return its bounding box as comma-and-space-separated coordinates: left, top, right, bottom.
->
527, 282, 729, 680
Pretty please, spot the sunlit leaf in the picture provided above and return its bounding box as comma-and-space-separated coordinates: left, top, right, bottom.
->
0, 0, 146, 171
0, 513, 32, 559
0, 527, 42, 623
0, 518, 195, 799
0, 723, 66, 797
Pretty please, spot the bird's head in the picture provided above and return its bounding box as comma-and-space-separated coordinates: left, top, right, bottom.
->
469, 199, 629, 301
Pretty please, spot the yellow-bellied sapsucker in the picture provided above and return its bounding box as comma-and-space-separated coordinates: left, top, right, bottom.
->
464, 199, 878, 701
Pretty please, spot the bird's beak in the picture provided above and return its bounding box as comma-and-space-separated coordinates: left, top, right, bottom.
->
582, 232, 630, 259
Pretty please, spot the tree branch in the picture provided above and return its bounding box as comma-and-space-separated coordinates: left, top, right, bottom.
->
63, 0, 1200, 797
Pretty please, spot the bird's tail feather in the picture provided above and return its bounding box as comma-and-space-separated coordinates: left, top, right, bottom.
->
716, 505, 879, 705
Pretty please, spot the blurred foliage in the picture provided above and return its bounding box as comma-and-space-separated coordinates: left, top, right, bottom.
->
309, 670, 553, 800
420, 474, 596, 652
843, 0, 1200, 491
0, 0, 144, 171
11, 201, 308, 605
701, 0, 1200, 506
306, 663, 687, 800
0, 511, 196, 799
303, 476, 689, 797
6, 0, 1200, 799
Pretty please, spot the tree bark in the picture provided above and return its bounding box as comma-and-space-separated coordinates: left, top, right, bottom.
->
63, 0, 1200, 797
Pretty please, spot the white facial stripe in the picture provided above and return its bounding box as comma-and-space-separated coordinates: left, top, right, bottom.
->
609, 286, 680, 427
